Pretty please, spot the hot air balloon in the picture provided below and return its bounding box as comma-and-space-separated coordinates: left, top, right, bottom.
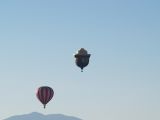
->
36, 86, 54, 109
74, 48, 91, 72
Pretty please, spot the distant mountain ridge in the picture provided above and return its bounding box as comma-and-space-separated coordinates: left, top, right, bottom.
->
4, 112, 82, 120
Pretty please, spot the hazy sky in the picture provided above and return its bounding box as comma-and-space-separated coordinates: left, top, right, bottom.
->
0, 0, 160, 120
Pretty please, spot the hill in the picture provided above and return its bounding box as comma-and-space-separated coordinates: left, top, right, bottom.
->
4, 112, 82, 120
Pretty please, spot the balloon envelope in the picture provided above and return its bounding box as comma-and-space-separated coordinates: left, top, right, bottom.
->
74, 48, 91, 72
36, 86, 54, 108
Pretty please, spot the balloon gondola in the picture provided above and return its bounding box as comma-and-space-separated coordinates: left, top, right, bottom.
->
36, 86, 54, 109
74, 48, 91, 72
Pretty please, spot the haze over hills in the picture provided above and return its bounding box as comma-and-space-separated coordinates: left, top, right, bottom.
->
4, 112, 82, 120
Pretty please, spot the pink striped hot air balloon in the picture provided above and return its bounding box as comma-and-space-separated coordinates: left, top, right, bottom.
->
36, 86, 54, 108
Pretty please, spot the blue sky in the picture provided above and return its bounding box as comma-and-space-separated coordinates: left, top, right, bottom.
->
0, 0, 160, 120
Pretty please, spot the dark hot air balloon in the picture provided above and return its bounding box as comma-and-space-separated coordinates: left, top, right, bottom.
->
74, 48, 91, 72
36, 86, 54, 108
